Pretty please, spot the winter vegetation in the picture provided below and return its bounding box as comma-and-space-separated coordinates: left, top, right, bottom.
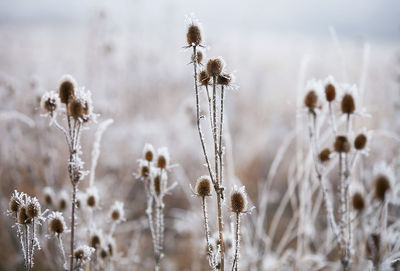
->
1, 1, 400, 271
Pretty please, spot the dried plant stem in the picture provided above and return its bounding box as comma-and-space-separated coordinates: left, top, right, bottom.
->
29, 218, 35, 270
339, 153, 351, 271
219, 86, 225, 188
57, 235, 67, 269
232, 213, 241, 271
329, 102, 337, 136
70, 184, 77, 271
201, 197, 215, 270
24, 225, 29, 270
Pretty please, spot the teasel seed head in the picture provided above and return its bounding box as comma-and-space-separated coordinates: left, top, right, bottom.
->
230, 186, 248, 214
195, 176, 212, 198
334, 136, 350, 153
152, 171, 167, 198
48, 212, 66, 235
58, 74, 76, 104
26, 198, 41, 219
374, 175, 390, 201
325, 83, 336, 102
68, 99, 85, 120
156, 147, 170, 169
341, 93, 355, 115
40, 91, 60, 114
110, 201, 125, 223
9, 191, 21, 213
90, 232, 102, 249
143, 143, 155, 162
304, 90, 318, 112
140, 163, 150, 178
199, 70, 210, 86
217, 73, 232, 86
186, 24, 202, 46
318, 148, 331, 163
17, 206, 30, 224
43, 187, 54, 206
354, 133, 367, 150
206, 58, 224, 77
74, 245, 94, 264
100, 248, 108, 259
192, 50, 203, 64
58, 191, 68, 211
352, 192, 365, 211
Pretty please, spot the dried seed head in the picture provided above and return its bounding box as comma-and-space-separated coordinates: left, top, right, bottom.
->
87, 195, 96, 207
304, 90, 318, 111
325, 83, 336, 102
152, 171, 167, 197
43, 187, 54, 206
186, 24, 202, 46
17, 206, 30, 224
354, 133, 367, 150
192, 50, 203, 64
9, 191, 21, 213
230, 186, 248, 214
90, 232, 102, 248
48, 212, 66, 235
352, 192, 365, 211
206, 58, 224, 77
334, 136, 350, 153
143, 144, 155, 162
74, 249, 84, 260
153, 174, 161, 197
86, 187, 99, 208
318, 148, 331, 163
195, 176, 212, 198
40, 91, 60, 114
26, 198, 41, 219
58, 74, 76, 104
217, 73, 232, 86
156, 147, 170, 169
366, 233, 380, 263
140, 163, 150, 178
74, 245, 94, 264
341, 93, 355, 115
68, 99, 85, 120
110, 201, 125, 223
199, 70, 210, 86
107, 238, 116, 257
58, 191, 68, 211
100, 248, 108, 259
374, 175, 390, 201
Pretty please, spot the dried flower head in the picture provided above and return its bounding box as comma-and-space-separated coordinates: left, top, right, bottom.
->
304, 90, 318, 112
152, 171, 168, 197
17, 206, 30, 224
110, 201, 125, 223
318, 148, 331, 163
354, 133, 367, 150
341, 93, 355, 115
192, 50, 203, 64
90, 230, 103, 249
40, 91, 60, 114
186, 23, 202, 46
48, 211, 66, 235
143, 143, 155, 162
74, 245, 95, 265
156, 147, 170, 169
230, 186, 248, 214
9, 190, 22, 214
206, 58, 224, 77
334, 136, 350, 153
325, 83, 336, 102
43, 187, 54, 206
352, 192, 365, 211
139, 161, 151, 178
58, 191, 68, 211
195, 176, 212, 198
26, 198, 41, 219
100, 247, 108, 259
199, 70, 210, 86
86, 187, 99, 208
374, 175, 391, 201
68, 99, 85, 120
217, 73, 232, 86
58, 74, 76, 104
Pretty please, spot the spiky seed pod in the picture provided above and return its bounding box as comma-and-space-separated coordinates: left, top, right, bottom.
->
192, 50, 203, 64
341, 94, 355, 115
304, 90, 318, 111
334, 136, 350, 153
58, 75, 76, 104
40, 91, 60, 113
26, 199, 41, 219
352, 192, 365, 211
206, 58, 224, 77
90, 233, 102, 249
195, 176, 212, 198
110, 201, 125, 222
48, 212, 66, 235
153, 174, 161, 197
217, 73, 232, 86
43, 187, 54, 206
143, 144, 155, 162
100, 248, 108, 259
74, 249, 84, 260
87, 195, 96, 207
156, 147, 169, 169
74, 245, 94, 264
68, 99, 85, 120
9, 193, 21, 213
230, 187, 248, 214
374, 175, 390, 201
319, 148, 331, 163
354, 133, 367, 150
17, 206, 29, 224
58, 196, 67, 211
140, 164, 150, 178
186, 24, 202, 46
199, 70, 210, 86
325, 83, 336, 102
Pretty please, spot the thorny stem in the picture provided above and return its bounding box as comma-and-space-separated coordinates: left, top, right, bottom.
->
232, 213, 241, 271
202, 197, 215, 270
70, 184, 77, 271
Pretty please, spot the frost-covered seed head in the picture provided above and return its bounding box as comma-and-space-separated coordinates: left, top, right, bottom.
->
156, 147, 169, 169
325, 83, 336, 102
195, 176, 212, 198
192, 50, 203, 64
374, 175, 390, 201
74, 245, 94, 264
354, 133, 367, 150
140, 163, 150, 178
143, 144, 155, 162
230, 187, 248, 214
217, 73, 232, 86
58, 74, 76, 104
318, 148, 331, 163
43, 187, 54, 206
90, 233, 102, 248
87, 195, 96, 207
186, 24, 202, 46
9, 191, 21, 213
352, 192, 365, 211
100, 248, 108, 259
199, 70, 210, 86
341, 93, 355, 115
26, 198, 41, 218
17, 206, 30, 224
86, 187, 99, 208
58, 192, 68, 211
304, 90, 318, 111
48, 212, 66, 235
68, 99, 85, 120
334, 136, 350, 153
40, 91, 60, 113
110, 201, 125, 222
206, 58, 224, 77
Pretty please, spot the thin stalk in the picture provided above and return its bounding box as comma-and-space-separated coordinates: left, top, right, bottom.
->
232, 213, 241, 271
57, 235, 67, 269
202, 197, 215, 270
29, 218, 35, 270
70, 184, 77, 271
24, 225, 29, 270
329, 102, 337, 136
339, 153, 350, 271
219, 85, 225, 187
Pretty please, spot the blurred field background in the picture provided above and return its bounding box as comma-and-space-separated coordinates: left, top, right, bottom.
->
0, 0, 400, 270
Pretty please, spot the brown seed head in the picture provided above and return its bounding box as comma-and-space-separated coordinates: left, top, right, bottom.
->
68, 99, 85, 120
26, 201, 40, 218
341, 94, 355, 115
352, 192, 365, 211
334, 136, 350, 153
186, 24, 202, 46
49, 217, 65, 235
366, 233, 380, 263
199, 70, 210, 86
231, 191, 247, 214
374, 175, 390, 201
318, 148, 331, 163
354, 133, 367, 150
111, 210, 120, 221
59, 198, 67, 211
87, 195, 96, 207
17, 206, 29, 224
145, 151, 153, 162
195, 176, 212, 198
9, 197, 20, 213
140, 164, 150, 178
192, 50, 203, 64
58, 75, 76, 104
90, 234, 101, 248
325, 83, 336, 102
206, 58, 224, 77
304, 90, 318, 111
217, 73, 232, 86
100, 248, 108, 259
157, 155, 167, 169
153, 175, 161, 197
